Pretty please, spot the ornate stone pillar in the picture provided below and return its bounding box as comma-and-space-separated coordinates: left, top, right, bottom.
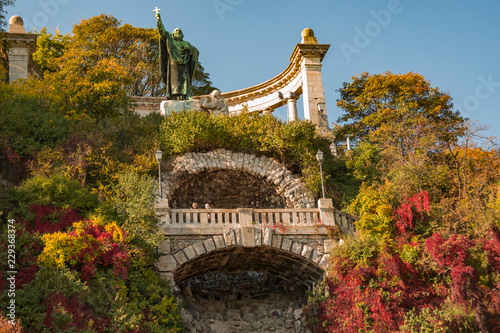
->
4, 16, 39, 82
290, 29, 330, 131
283, 92, 298, 122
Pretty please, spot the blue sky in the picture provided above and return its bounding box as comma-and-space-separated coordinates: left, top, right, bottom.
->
7, 0, 500, 138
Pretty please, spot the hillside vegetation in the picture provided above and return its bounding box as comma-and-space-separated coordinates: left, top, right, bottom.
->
306, 72, 500, 333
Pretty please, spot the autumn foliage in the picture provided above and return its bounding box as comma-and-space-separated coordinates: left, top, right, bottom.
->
305, 72, 500, 332
306, 192, 500, 332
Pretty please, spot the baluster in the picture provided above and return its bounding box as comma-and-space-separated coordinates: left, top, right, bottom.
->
254, 212, 260, 225
283, 211, 290, 225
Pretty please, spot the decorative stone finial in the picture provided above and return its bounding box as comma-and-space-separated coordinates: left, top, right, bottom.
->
301, 28, 317, 44
8, 15, 25, 33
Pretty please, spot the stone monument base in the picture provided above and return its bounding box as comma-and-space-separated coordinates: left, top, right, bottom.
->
160, 99, 199, 116
160, 90, 229, 116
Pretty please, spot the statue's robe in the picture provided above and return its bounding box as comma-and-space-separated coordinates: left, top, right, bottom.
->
158, 23, 199, 100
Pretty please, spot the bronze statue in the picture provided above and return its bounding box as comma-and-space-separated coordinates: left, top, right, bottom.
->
155, 9, 199, 100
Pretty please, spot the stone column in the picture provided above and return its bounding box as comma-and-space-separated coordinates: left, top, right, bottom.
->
4, 16, 39, 82
292, 29, 330, 131
283, 92, 298, 122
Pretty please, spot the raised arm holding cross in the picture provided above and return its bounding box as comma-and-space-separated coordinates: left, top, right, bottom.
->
153, 7, 161, 20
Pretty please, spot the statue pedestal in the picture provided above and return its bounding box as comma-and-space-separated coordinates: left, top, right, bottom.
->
160, 99, 199, 116
159, 90, 229, 116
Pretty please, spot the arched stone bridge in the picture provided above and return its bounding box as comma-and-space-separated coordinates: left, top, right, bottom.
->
156, 149, 358, 288
155, 201, 357, 287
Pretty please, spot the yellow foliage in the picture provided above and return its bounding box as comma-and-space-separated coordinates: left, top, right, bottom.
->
105, 222, 126, 243
349, 183, 394, 239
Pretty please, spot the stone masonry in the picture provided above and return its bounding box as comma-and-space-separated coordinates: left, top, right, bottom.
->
162, 149, 316, 209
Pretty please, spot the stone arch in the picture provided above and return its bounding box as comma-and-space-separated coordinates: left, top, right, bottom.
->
162, 149, 315, 208
157, 227, 332, 287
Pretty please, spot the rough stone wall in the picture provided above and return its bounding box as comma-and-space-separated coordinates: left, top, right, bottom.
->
179, 272, 311, 333
169, 169, 288, 208
162, 149, 316, 209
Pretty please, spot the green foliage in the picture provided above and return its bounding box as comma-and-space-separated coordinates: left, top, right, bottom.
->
11, 266, 90, 332
11, 173, 97, 210
32, 27, 70, 73
11, 111, 162, 195
3, 173, 98, 217
0, 93, 71, 156
400, 308, 451, 333
125, 269, 184, 332
111, 170, 163, 248
344, 141, 381, 185
11, 264, 183, 332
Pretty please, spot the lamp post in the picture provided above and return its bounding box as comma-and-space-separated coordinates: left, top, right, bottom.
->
316, 149, 325, 199
155, 149, 163, 198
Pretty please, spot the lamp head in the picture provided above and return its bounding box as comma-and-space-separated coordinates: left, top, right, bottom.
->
156, 149, 163, 162
316, 149, 323, 163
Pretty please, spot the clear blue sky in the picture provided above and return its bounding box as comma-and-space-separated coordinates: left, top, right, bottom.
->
7, 0, 500, 138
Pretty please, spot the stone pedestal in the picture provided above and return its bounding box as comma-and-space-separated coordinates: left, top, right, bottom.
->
4, 16, 39, 82
160, 99, 200, 116
318, 198, 334, 226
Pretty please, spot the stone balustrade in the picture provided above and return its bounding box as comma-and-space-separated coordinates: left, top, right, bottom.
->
155, 198, 358, 290
156, 200, 357, 236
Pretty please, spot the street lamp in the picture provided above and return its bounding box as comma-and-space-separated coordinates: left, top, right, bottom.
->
156, 149, 163, 198
317, 102, 325, 113
316, 149, 325, 199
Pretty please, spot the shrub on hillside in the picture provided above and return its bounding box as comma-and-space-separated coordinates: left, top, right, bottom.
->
305, 192, 500, 332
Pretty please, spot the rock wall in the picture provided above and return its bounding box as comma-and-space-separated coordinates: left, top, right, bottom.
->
162, 149, 316, 209
169, 169, 288, 209
179, 272, 311, 333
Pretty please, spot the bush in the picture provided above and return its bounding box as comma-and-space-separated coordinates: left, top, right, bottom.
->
38, 220, 129, 281
305, 226, 500, 332
3, 173, 98, 218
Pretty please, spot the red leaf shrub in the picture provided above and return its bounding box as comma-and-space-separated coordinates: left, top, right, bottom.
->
39, 220, 130, 282
394, 190, 430, 234
306, 192, 500, 332
0, 204, 83, 289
